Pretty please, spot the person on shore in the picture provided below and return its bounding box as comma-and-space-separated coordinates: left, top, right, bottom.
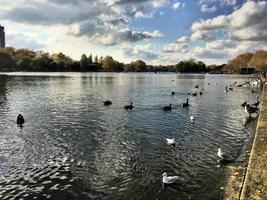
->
17, 114, 25, 125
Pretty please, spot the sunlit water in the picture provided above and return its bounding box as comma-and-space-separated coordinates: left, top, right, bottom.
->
0, 72, 260, 200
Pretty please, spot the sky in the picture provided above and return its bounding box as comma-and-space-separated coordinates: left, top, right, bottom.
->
0, 0, 267, 65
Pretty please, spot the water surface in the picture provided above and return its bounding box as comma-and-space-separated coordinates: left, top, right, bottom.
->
0, 73, 259, 200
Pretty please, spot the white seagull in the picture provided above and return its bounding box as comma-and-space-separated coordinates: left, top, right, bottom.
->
217, 148, 224, 160
166, 138, 175, 145
162, 172, 178, 184
217, 148, 233, 163
190, 116, 194, 122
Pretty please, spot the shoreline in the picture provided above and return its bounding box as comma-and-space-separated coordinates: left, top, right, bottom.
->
224, 84, 267, 199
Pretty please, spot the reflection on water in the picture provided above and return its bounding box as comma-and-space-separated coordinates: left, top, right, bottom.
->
0, 73, 259, 200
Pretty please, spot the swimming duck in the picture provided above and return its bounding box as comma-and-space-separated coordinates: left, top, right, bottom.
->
171, 91, 175, 96
241, 102, 247, 107
163, 104, 172, 111
252, 100, 260, 107
245, 104, 258, 116
217, 148, 233, 163
162, 173, 178, 185
17, 114, 25, 125
225, 86, 228, 93
124, 102, 134, 110
103, 100, 112, 106
182, 99, 189, 107
192, 92, 197, 96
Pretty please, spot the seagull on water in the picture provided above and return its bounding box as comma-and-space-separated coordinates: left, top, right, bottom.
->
217, 148, 233, 163
162, 172, 178, 184
190, 116, 194, 122
166, 138, 175, 146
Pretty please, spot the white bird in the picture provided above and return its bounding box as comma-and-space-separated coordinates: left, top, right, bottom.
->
190, 116, 194, 122
217, 148, 233, 163
217, 148, 224, 160
166, 138, 175, 145
162, 172, 178, 184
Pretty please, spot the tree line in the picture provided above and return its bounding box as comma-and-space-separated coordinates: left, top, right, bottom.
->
0, 47, 209, 73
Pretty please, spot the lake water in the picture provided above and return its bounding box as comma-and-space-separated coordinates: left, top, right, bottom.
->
0, 72, 259, 200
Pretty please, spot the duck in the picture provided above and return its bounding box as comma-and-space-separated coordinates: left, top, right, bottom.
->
252, 99, 260, 107
183, 98, 189, 108
182, 98, 189, 108
162, 172, 178, 184
190, 116, 194, 122
245, 104, 258, 116
17, 114, 25, 125
225, 86, 228, 93
163, 104, 172, 111
192, 92, 197, 96
103, 100, 112, 106
241, 102, 247, 107
171, 91, 175, 96
195, 85, 199, 89
217, 148, 233, 163
229, 87, 233, 91
199, 91, 203, 95
166, 138, 176, 146
124, 102, 134, 110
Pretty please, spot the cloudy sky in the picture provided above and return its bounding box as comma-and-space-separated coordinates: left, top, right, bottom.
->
0, 0, 267, 65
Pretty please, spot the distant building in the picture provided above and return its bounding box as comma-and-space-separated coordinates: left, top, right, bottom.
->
0, 25, 5, 48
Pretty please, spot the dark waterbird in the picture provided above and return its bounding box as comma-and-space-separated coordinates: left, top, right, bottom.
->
103, 100, 112, 106
182, 98, 189, 108
17, 114, 25, 125
124, 102, 134, 110
163, 104, 172, 111
245, 104, 258, 116
252, 100, 260, 107
195, 85, 199, 89
171, 91, 175, 96
192, 92, 197, 96
199, 91, 203, 95
241, 102, 247, 107
225, 86, 228, 93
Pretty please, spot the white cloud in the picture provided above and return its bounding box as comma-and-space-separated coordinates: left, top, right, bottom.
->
192, 1, 267, 42
0, 0, 166, 46
176, 36, 189, 43
201, 4, 217, 12
119, 43, 158, 61
220, 0, 237, 6
163, 36, 190, 53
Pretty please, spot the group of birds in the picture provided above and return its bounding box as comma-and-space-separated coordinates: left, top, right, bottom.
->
162, 79, 262, 186
18, 78, 261, 187
103, 100, 134, 110
242, 98, 260, 117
